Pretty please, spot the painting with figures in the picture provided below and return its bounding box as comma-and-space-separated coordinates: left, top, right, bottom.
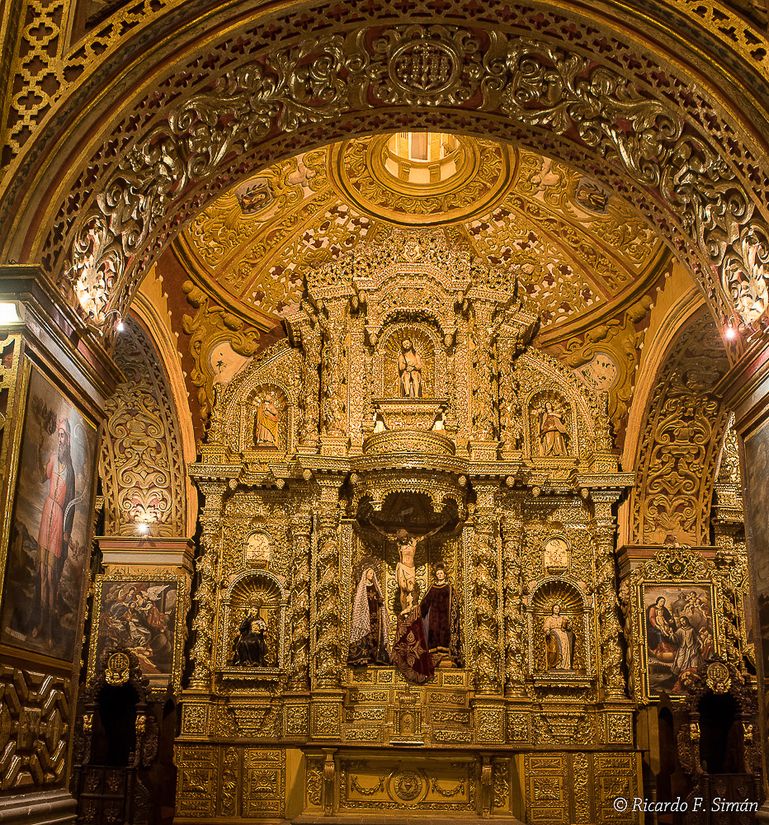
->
0, 368, 97, 661
641, 583, 716, 698
93, 579, 178, 678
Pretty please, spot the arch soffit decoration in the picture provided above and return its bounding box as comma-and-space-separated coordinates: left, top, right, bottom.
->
628, 306, 732, 547
1, 0, 768, 347
99, 315, 189, 537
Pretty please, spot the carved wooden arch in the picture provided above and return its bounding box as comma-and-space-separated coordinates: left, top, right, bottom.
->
629, 307, 732, 546
99, 315, 188, 536
666, 658, 761, 780
3, 0, 769, 342
75, 648, 157, 771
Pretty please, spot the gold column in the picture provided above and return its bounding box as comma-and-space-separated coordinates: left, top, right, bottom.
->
297, 315, 321, 452
591, 491, 626, 700
288, 506, 312, 691
502, 500, 526, 698
313, 482, 342, 690
471, 486, 502, 694
189, 480, 226, 690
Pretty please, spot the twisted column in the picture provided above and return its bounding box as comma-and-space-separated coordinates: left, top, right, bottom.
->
501, 504, 526, 696
289, 507, 312, 690
189, 481, 226, 689
472, 490, 502, 694
591, 493, 626, 700
314, 486, 342, 688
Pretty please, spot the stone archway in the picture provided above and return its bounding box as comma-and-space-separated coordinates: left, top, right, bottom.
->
1, 0, 768, 341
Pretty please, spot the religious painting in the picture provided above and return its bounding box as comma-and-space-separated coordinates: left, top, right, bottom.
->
640, 582, 717, 699
89, 575, 185, 686
0, 367, 98, 661
744, 420, 769, 680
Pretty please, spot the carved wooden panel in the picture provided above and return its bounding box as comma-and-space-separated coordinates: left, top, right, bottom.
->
99, 318, 186, 535
0, 665, 71, 789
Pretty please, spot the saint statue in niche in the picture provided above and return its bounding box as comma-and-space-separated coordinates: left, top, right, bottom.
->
420, 563, 463, 667
539, 402, 569, 456
544, 604, 575, 670
347, 566, 391, 666
232, 612, 267, 666
254, 397, 280, 447
398, 338, 423, 398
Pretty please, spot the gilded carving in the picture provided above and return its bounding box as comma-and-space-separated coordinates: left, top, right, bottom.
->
630, 309, 731, 545
37, 15, 765, 331
99, 318, 186, 535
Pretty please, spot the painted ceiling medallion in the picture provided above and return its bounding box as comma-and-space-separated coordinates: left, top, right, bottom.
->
329, 133, 516, 226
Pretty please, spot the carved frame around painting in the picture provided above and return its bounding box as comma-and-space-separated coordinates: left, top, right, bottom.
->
622, 542, 732, 706
87, 571, 188, 691
0, 362, 99, 663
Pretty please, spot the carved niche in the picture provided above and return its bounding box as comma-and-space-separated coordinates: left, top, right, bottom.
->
219, 570, 288, 675
527, 579, 592, 682
209, 341, 301, 457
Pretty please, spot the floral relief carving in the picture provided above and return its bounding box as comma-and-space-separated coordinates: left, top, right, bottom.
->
99, 318, 186, 535
631, 310, 731, 545
39, 16, 768, 330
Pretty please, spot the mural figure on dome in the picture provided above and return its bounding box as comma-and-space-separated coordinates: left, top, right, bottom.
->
539, 402, 569, 456
398, 338, 423, 398
348, 566, 390, 666
544, 604, 575, 670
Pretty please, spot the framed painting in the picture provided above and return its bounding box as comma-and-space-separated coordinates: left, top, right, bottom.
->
0, 366, 98, 662
640, 581, 718, 700
88, 573, 187, 689
744, 419, 769, 679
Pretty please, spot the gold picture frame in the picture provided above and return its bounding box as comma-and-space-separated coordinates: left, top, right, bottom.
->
88, 571, 188, 691
637, 580, 719, 701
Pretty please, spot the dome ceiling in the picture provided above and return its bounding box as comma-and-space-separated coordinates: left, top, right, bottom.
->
175, 133, 666, 334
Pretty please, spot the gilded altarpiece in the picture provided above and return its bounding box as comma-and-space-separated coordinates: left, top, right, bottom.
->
179, 231, 639, 822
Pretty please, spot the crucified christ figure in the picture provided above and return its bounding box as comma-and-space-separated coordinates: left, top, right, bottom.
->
368, 518, 449, 616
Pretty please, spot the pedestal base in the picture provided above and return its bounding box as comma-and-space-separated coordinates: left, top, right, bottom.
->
0, 789, 76, 825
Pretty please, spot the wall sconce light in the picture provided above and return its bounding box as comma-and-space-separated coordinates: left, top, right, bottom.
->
136, 521, 151, 537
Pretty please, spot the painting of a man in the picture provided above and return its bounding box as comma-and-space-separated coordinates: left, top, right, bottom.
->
0, 369, 97, 661
34, 418, 76, 640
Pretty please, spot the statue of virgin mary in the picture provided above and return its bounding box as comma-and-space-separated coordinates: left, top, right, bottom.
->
347, 566, 391, 666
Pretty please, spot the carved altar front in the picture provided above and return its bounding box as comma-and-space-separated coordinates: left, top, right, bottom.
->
178, 230, 639, 822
